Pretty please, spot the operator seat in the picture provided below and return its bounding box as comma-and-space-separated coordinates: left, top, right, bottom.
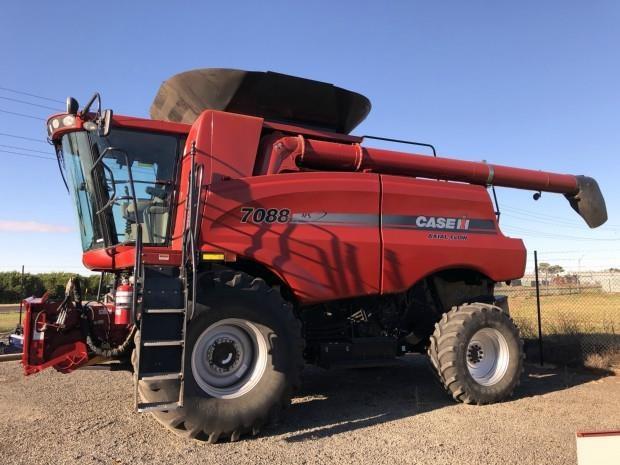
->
121, 186, 169, 243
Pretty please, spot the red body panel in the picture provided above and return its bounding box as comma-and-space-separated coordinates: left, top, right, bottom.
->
201, 172, 381, 302
199, 172, 525, 303
380, 176, 525, 294
171, 111, 264, 250
83, 246, 182, 270
21, 296, 88, 374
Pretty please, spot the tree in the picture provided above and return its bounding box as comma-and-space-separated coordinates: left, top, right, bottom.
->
0, 272, 46, 303
86, 274, 102, 297
0, 271, 100, 303
536, 262, 564, 285
538, 262, 551, 284
547, 265, 564, 276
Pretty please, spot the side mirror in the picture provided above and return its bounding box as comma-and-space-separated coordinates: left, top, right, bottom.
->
66, 97, 79, 115
101, 109, 113, 137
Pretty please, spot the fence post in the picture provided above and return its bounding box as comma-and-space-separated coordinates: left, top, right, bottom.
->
18, 265, 24, 331
534, 251, 544, 366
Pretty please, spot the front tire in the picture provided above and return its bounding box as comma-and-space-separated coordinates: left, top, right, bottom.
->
428, 302, 524, 405
134, 272, 303, 442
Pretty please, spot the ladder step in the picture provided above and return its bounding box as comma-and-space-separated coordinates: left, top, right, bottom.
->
137, 401, 181, 413
143, 340, 184, 347
144, 308, 185, 314
139, 372, 183, 382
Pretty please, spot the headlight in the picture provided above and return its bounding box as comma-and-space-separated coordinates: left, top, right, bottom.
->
46, 114, 80, 137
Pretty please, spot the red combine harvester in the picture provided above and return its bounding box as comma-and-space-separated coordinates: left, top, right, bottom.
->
23, 69, 606, 442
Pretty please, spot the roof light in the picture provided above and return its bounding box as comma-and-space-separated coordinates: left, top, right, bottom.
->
46, 114, 81, 138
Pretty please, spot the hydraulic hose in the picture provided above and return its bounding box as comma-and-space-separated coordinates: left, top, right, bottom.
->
84, 323, 136, 358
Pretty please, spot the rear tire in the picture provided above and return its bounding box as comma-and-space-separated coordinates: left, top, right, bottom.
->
133, 272, 303, 442
428, 302, 524, 405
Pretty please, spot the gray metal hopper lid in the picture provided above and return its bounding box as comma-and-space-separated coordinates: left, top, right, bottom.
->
150, 68, 371, 134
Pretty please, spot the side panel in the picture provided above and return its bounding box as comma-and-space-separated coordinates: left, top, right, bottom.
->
172, 110, 264, 251
381, 175, 526, 293
202, 172, 381, 303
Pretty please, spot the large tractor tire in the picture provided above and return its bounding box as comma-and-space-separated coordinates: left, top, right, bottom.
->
428, 302, 524, 405
133, 272, 304, 443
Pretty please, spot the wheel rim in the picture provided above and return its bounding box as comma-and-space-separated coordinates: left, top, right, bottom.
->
191, 318, 268, 399
466, 328, 510, 386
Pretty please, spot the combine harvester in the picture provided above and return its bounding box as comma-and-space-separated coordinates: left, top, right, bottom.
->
19, 69, 606, 442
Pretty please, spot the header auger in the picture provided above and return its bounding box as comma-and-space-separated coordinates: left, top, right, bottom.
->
18, 68, 606, 443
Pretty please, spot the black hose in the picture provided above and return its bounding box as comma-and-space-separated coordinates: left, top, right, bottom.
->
84, 323, 136, 358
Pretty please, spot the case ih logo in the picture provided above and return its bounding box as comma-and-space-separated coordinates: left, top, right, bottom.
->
415, 216, 470, 230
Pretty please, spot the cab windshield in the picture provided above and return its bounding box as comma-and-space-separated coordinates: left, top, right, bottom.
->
59, 129, 182, 251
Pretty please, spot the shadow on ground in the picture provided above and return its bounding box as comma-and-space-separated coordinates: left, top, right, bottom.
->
266, 354, 612, 442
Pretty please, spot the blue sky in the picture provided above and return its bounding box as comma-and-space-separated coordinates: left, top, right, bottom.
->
0, 1, 618, 274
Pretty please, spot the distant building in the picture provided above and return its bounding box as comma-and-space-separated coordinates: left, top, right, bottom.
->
505, 270, 620, 293
575, 271, 620, 293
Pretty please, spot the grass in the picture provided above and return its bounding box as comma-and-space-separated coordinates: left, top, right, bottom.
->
0, 312, 21, 333
584, 349, 620, 371
508, 292, 620, 335
506, 291, 620, 365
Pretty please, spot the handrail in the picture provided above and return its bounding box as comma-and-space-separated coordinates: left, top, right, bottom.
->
185, 142, 200, 319
91, 146, 142, 324
178, 141, 199, 407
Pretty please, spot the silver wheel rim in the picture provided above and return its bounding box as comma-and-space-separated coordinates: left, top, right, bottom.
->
191, 318, 268, 399
466, 328, 510, 386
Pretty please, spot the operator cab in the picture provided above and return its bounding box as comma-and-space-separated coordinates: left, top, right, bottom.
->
49, 100, 188, 254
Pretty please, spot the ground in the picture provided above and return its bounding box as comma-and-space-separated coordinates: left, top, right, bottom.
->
0, 356, 618, 465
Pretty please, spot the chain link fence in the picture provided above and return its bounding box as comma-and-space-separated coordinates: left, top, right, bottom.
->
496, 252, 620, 367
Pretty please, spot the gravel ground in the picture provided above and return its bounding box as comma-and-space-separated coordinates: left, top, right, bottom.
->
0, 356, 618, 465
